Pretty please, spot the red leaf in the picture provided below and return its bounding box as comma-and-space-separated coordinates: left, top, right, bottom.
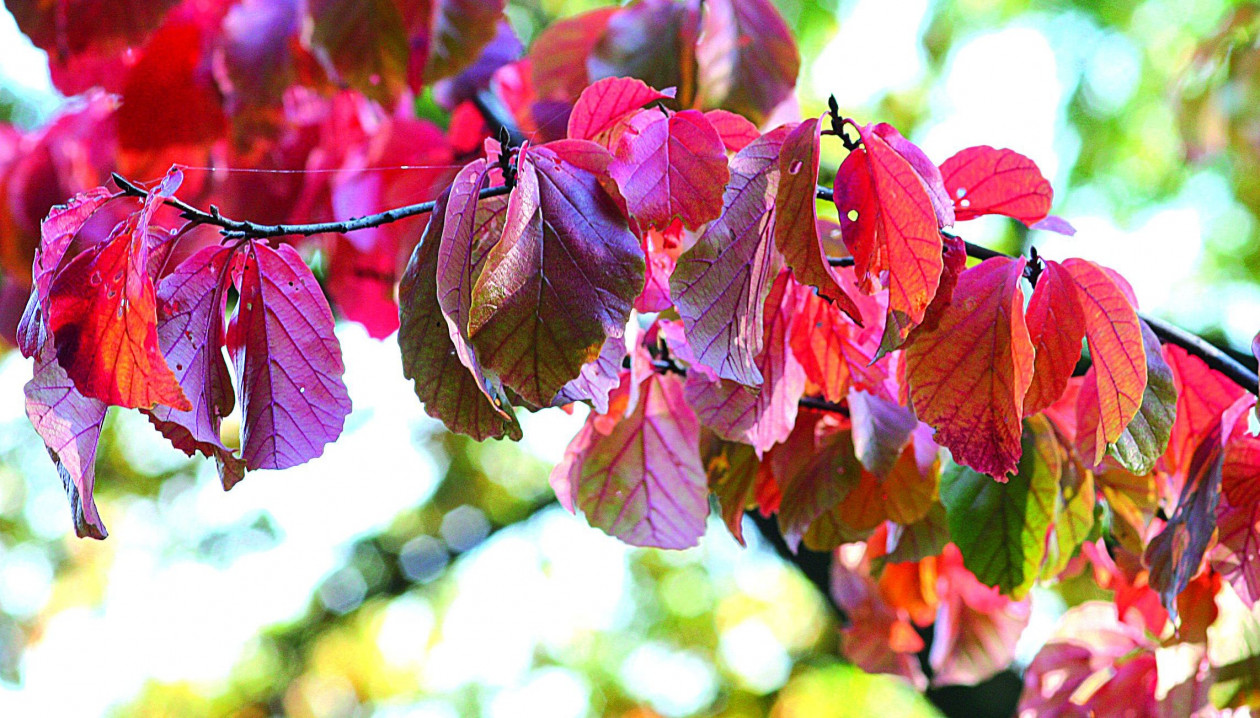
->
24, 344, 109, 539
770, 409, 861, 548
561, 371, 709, 549
399, 193, 522, 441
227, 242, 352, 470
775, 117, 861, 319
528, 7, 618, 101
905, 257, 1035, 477
872, 124, 954, 228
704, 110, 760, 153
671, 127, 789, 386
1022, 259, 1086, 415
695, 0, 799, 124
609, 108, 729, 230
468, 141, 643, 407
116, 17, 227, 152
567, 77, 674, 142
1061, 258, 1147, 463
788, 271, 888, 403
1164, 344, 1245, 480
45, 173, 190, 411
939, 146, 1053, 225
148, 245, 244, 487
308, 0, 410, 102
833, 124, 944, 338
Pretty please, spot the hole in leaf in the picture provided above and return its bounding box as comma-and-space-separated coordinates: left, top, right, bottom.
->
788, 160, 804, 175
960, 199, 971, 208
847, 210, 859, 221
175, 364, 183, 371
956, 187, 967, 199
89, 272, 102, 285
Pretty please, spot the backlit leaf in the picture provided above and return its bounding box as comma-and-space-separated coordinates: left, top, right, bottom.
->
695, 0, 798, 124
24, 344, 109, 539
567, 76, 674, 143
1106, 320, 1177, 475
703, 436, 759, 545
46, 172, 190, 411
1022, 258, 1086, 416
672, 128, 788, 386
609, 108, 729, 230
572, 372, 709, 549
906, 257, 1035, 478
775, 116, 861, 318
227, 242, 352, 470
938, 146, 1053, 225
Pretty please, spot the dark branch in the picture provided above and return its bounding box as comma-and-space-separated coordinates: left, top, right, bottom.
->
112, 172, 513, 241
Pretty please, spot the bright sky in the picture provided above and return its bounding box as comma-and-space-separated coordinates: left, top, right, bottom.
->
0, 0, 1255, 714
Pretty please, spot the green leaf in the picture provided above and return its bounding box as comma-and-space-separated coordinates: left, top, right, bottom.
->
1106, 320, 1177, 475
940, 415, 1063, 598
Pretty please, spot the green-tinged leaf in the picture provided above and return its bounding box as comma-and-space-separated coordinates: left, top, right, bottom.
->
703, 435, 759, 546
1106, 320, 1177, 475
940, 416, 1062, 598
885, 503, 951, 564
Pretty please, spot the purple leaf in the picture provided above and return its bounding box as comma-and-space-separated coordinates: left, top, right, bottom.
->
420, 0, 507, 86
771, 410, 862, 550
434, 20, 522, 108
849, 388, 918, 478
399, 192, 522, 441
1212, 497, 1260, 606
568, 372, 709, 549
553, 335, 627, 414
608, 108, 729, 230
148, 245, 245, 488
684, 270, 805, 455
468, 140, 644, 407
671, 127, 790, 386
1143, 423, 1223, 619
436, 159, 515, 413
227, 242, 352, 470
695, 0, 798, 124
1031, 215, 1076, 236
25, 343, 109, 539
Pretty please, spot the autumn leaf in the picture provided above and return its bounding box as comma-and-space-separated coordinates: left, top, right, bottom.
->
148, 244, 245, 487
564, 372, 709, 549
398, 192, 522, 441
1104, 320, 1177, 475
608, 108, 729, 230
1060, 258, 1147, 463
1022, 258, 1086, 416
468, 141, 644, 407
227, 242, 352, 470
694, 0, 798, 124
24, 344, 109, 539
774, 116, 861, 319
938, 146, 1053, 225
672, 127, 788, 386
833, 123, 944, 342
45, 171, 190, 411
567, 76, 674, 143
906, 257, 1035, 478
703, 436, 760, 545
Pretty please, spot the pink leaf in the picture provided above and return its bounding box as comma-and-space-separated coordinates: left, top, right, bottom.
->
671, 127, 789, 386
149, 245, 245, 487
609, 108, 729, 230
227, 242, 352, 470
569, 372, 709, 549
939, 146, 1053, 225
704, 110, 760, 153
24, 343, 108, 539
849, 389, 917, 478
553, 335, 627, 415
684, 270, 806, 455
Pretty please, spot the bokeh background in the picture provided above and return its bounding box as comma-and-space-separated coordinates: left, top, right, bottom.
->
1, 0, 1259, 716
